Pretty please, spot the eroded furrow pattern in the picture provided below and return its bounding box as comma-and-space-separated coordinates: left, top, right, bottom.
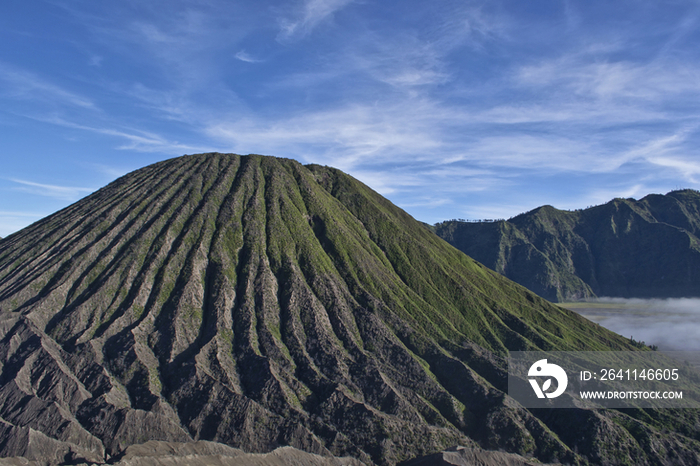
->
0, 153, 688, 466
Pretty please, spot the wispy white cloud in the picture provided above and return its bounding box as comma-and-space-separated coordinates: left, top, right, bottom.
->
264, 70, 343, 90
206, 101, 449, 171
0, 62, 95, 109
38, 116, 207, 154
5, 0, 700, 234
399, 198, 453, 209
88, 126, 205, 154
76, 4, 254, 96
235, 50, 262, 63
125, 6, 242, 53
657, 11, 699, 57
270, 3, 507, 96
647, 157, 700, 182
475, 102, 664, 125
277, 0, 354, 42
624, 127, 696, 159
9, 179, 95, 202
432, 133, 632, 174
124, 84, 192, 121
202, 86, 695, 187
613, 126, 700, 182
516, 53, 700, 104
437, 4, 510, 50
347, 164, 502, 201
346, 5, 507, 92
351, 37, 451, 90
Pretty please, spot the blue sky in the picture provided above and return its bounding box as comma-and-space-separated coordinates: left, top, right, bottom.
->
2, 0, 700, 237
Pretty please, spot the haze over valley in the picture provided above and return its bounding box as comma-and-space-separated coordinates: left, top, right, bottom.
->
563, 298, 700, 351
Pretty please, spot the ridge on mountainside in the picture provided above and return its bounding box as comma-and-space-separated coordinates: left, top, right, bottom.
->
434, 190, 700, 302
0, 153, 699, 466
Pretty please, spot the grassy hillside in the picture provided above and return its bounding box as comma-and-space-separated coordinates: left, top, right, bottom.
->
435, 191, 700, 301
0, 154, 698, 465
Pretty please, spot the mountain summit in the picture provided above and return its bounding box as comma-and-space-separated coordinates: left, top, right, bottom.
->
0, 154, 698, 465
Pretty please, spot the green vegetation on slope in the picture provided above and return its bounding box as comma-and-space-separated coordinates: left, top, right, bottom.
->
435, 191, 700, 301
0, 154, 697, 465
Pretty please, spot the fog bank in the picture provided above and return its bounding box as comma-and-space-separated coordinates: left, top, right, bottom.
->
564, 298, 700, 351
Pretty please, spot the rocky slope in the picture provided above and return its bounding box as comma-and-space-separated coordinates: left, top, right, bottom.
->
0, 440, 559, 466
0, 440, 364, 466
398, 445, 549, 466
0, 154, 698, 465
434, 190, 700, 302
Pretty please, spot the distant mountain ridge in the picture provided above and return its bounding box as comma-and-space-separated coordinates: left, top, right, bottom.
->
1, 154, 699, 465
434, 190, 700, 302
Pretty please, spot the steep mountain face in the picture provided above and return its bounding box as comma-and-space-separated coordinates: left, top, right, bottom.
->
434, 190, 700, 302
0, 154, 698, 465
